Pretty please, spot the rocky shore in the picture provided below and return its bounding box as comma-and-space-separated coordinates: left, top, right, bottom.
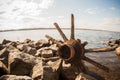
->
0, 39, 120, 80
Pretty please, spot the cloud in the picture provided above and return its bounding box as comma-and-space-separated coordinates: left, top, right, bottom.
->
0, 0, 54, 18
110, 7, 116, 10
84, 8, 98, 15
0, 0, 54, 30
75, 17, 120, 32
57, 16, 64, 19
102, 18, 120, 26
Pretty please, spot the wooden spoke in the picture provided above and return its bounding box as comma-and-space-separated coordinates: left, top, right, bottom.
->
83, 56, 109, 72
45, 35, 63, 46
85, 45, 118, 53
54, 23, 68, 42
70, 14, 75, 40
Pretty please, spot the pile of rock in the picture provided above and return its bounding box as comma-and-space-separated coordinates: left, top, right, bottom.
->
0, 39, 96, 80
107, 39, 120, 58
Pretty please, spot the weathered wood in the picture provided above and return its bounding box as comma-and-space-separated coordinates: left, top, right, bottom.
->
46, 14, 117, 73
71, 14, 75, 40
83, 56, 109, 72
54, 23, 68, 41
85, 45, 118, 53
45, 35, 63, 46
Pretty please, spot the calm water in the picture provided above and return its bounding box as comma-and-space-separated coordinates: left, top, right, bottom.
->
0, 29, 120, 48
0, 29, 120, 79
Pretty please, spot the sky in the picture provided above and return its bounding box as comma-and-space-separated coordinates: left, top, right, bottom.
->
0, 0, 120, 32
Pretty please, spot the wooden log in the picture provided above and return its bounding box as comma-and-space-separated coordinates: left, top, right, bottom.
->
45, 35, 63, 46
85, 45, 118, 53
70, 14, 75, 40
54, 23, 68, 41
83, 56, 109, 72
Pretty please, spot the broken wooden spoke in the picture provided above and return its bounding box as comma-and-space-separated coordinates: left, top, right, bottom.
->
70, 14, 75, 40
83, 56, 109, 72
54, 23, 68, 42
45, 35, 63, 46
46, 13, 117, 73
85, 45, 118, 53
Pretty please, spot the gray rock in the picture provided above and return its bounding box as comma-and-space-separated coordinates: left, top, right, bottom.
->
0, 75, 32, 80
9, 52, 42, 75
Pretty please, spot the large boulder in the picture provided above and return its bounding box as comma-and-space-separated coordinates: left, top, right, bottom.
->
31, 59, 62, 80
8, 52, 42, 75
0, 75, 32, 80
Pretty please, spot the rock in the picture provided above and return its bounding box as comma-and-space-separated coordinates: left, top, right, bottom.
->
49, 44, 58, 51
6, 45, 20, 53
75, 73, 96, 80
23, 46, 37, 56
116, 47, 120, 56
41, 49, 53, 58
0, 75, 32, 80
0, 48, 9, 66
17, 44, 37, 55
49, 44, 58, 56
9, 52, 41, 75
107, 39, 120, 47
36, 47, 54, 58
0, 44, 5, 50
116, 47, 120, 60
31, 59, 62, 80
6, 42, 18, 48
61, 61, 78, 80
24, 38, 32, 43
2, 39, 11, 45
42, 57, 59, 62
31, 63, 44, 79
0, 61, 9, 77
34, 39, 50, 49
17, 44, 26, 51
42, 66, 59, 80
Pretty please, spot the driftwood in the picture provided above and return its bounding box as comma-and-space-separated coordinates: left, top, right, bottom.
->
45, 14, 117, 73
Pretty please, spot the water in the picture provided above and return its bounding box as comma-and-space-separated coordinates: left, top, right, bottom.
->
0, 29, 120, 79
0, 29, 120, 48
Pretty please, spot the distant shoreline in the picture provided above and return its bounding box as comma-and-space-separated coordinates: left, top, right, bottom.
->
0, 28, 120, 33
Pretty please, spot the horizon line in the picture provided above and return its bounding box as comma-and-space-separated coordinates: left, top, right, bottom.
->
0, 27, 120, 33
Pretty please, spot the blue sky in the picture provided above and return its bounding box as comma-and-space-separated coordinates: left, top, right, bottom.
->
0, 0, 120, 32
